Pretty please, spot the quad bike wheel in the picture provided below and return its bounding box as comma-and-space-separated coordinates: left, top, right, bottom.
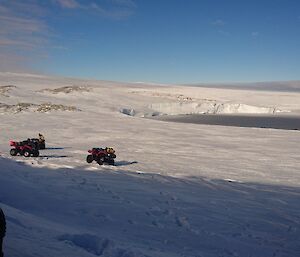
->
23, 150, 31, 157
97, 157, 104, 165
10, 149, 17, 156
32, 150, 39, 157
107, 159, 115, 165
86, 155, 93, 163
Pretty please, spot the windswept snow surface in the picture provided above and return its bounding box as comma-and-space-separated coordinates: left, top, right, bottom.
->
0, 73, 300, 257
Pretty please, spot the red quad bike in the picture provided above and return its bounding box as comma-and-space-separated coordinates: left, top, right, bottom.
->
9, 140, 40, 157
86, 147, 116, 165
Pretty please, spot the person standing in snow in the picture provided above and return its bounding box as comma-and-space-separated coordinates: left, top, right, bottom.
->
38, 133, 46, 149
0, 208, 6, 257
38, 133, 45, 142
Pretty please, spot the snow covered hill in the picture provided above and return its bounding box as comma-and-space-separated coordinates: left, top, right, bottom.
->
0, 73, 300, 256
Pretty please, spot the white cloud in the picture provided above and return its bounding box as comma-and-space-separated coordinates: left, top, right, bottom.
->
0, 0, 137, 71
54, 0, 136, 19
212, 19, 225, 26
55, 0, 80, 9
218, 30, 230, 36
109, 0, 137, 8
0, 1, 50, 71
0, 4, 49, 49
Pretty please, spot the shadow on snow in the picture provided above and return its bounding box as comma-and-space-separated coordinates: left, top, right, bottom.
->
114, 160, 138, 167
38, 155, 70, 159
0, 157, 299, 257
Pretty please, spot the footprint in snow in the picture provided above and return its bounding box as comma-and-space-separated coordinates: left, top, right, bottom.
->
151, 220, 164, 228
57, 234, 149, 257
175, 216, 190, 229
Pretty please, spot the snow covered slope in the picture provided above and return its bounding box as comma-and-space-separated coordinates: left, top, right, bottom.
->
0, 73, 300, 257
1, 157, 300, 257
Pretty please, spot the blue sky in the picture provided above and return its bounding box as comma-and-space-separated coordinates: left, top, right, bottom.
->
0, 0, 300, 83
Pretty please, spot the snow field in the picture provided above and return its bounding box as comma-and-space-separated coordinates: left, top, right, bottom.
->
0, 73, 300, 256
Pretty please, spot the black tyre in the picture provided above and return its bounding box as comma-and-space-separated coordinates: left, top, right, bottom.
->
39, 143, 46, 150
86, 155, 93, 163
10, 148, 18, 156
32, 150, 39, 157
97, 157, 104, 165
108, 159, 115, 165
23, 150, 31, 157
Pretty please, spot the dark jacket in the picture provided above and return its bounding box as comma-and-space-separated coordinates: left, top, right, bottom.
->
0, 208, 5, 238
0, 208, 5, 257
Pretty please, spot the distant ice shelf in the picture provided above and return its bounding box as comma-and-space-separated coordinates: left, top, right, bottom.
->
120, 101, 283, 117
